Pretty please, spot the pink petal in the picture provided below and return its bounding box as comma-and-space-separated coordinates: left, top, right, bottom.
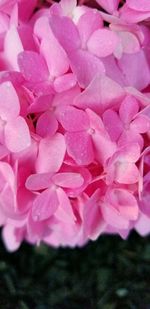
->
4, 116, 31, 153
115, 162, 139, 184
2, 224, 22, 252
0, 81, 20, 121
65, 131, 94, 165
25, 173, 53, 191
130, 115, 150, 133
36, 111, 58, 138
69, 49, 105, 88
118, 31, 140, 54
126, 0, 150, 11
55, 187, 75, 223
32, 187, 59, 221
40, 36, 69, 77
49, 15, 81, 53
117, 143, 141, 163
18, 51, 49, 83
119, 95, 139, 125
56, 105, 90, 131
36, 133, 66, 173
103, 109, 123, 141
4, 25, 23, 70
28, 94, 53, 114
96, 0, 119, 13
87, 29, 118, 58
92, 129, 116, 165
77, 10, 103, 48
101, 203, 129, 229
52, 172, 84, 188
107, 188, 139, 220
54, 73, 77, 93
118, 50, 150, 90
74, 75, 125, 113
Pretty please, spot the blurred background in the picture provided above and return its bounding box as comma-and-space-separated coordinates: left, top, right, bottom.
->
0, 232, 150, 309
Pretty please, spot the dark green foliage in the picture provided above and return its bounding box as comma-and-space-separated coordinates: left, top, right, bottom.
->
0, 232, 150, 309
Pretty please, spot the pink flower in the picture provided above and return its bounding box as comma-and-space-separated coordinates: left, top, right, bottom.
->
0, 0, 149, 251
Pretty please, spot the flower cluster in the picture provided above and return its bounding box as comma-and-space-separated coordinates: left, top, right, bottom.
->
0, 0, 150, 251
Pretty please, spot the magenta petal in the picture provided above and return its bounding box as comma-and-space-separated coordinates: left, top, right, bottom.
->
52, 172, 84, 188
32, 188, 59, 221
4, 116, 31, 153
56, 105, 90, 132
18, 51, 49, 82
36, 133, 66, 173
65, 131, 94, 165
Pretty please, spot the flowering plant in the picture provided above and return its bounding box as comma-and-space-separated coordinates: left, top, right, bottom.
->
0, 0, 149, 251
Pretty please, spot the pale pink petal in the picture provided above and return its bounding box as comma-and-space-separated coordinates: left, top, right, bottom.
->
4, 25, 23, 70
60, 0, 77, 15
115, 162, 139, 184
118, 31, 140, 54
36, 111, 58, 138
101, 203, 129, 229
40, 36, 69, 77
107, 188, 139, 220
92, 130, 116, 165
25, 173, 52, 191
54, 73, 77, 93
50, 15, 81, 53
103, 109, 123, 141
119, 95, 139, 125
69, 49, 105, 88
117, 143, 141, 163
118, 130, 144, 150
4, 116, 31, 153
2, 224, 22, 252
32, 188, 59, 221
28, 94, 53, 114
96, 0, 119, 13
87, 29, 118, 58
135, 213, 150, 236
65, 131, 94, 165
83, 189, 105, 240
74, 75, 125, 113
118, 50, 150, 90
52, 172, 84, 188
126, 0, 150, 11
36, 133, 66, 173
18, 51, 49, 82
77, 11, 103, 48
130, 115, 150, 133
56, 105, 90, 131
0, 81, 20, 121
55, 187, 75, 223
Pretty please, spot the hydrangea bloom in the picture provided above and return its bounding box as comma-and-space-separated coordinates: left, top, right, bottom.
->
0, 0, 149, 251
